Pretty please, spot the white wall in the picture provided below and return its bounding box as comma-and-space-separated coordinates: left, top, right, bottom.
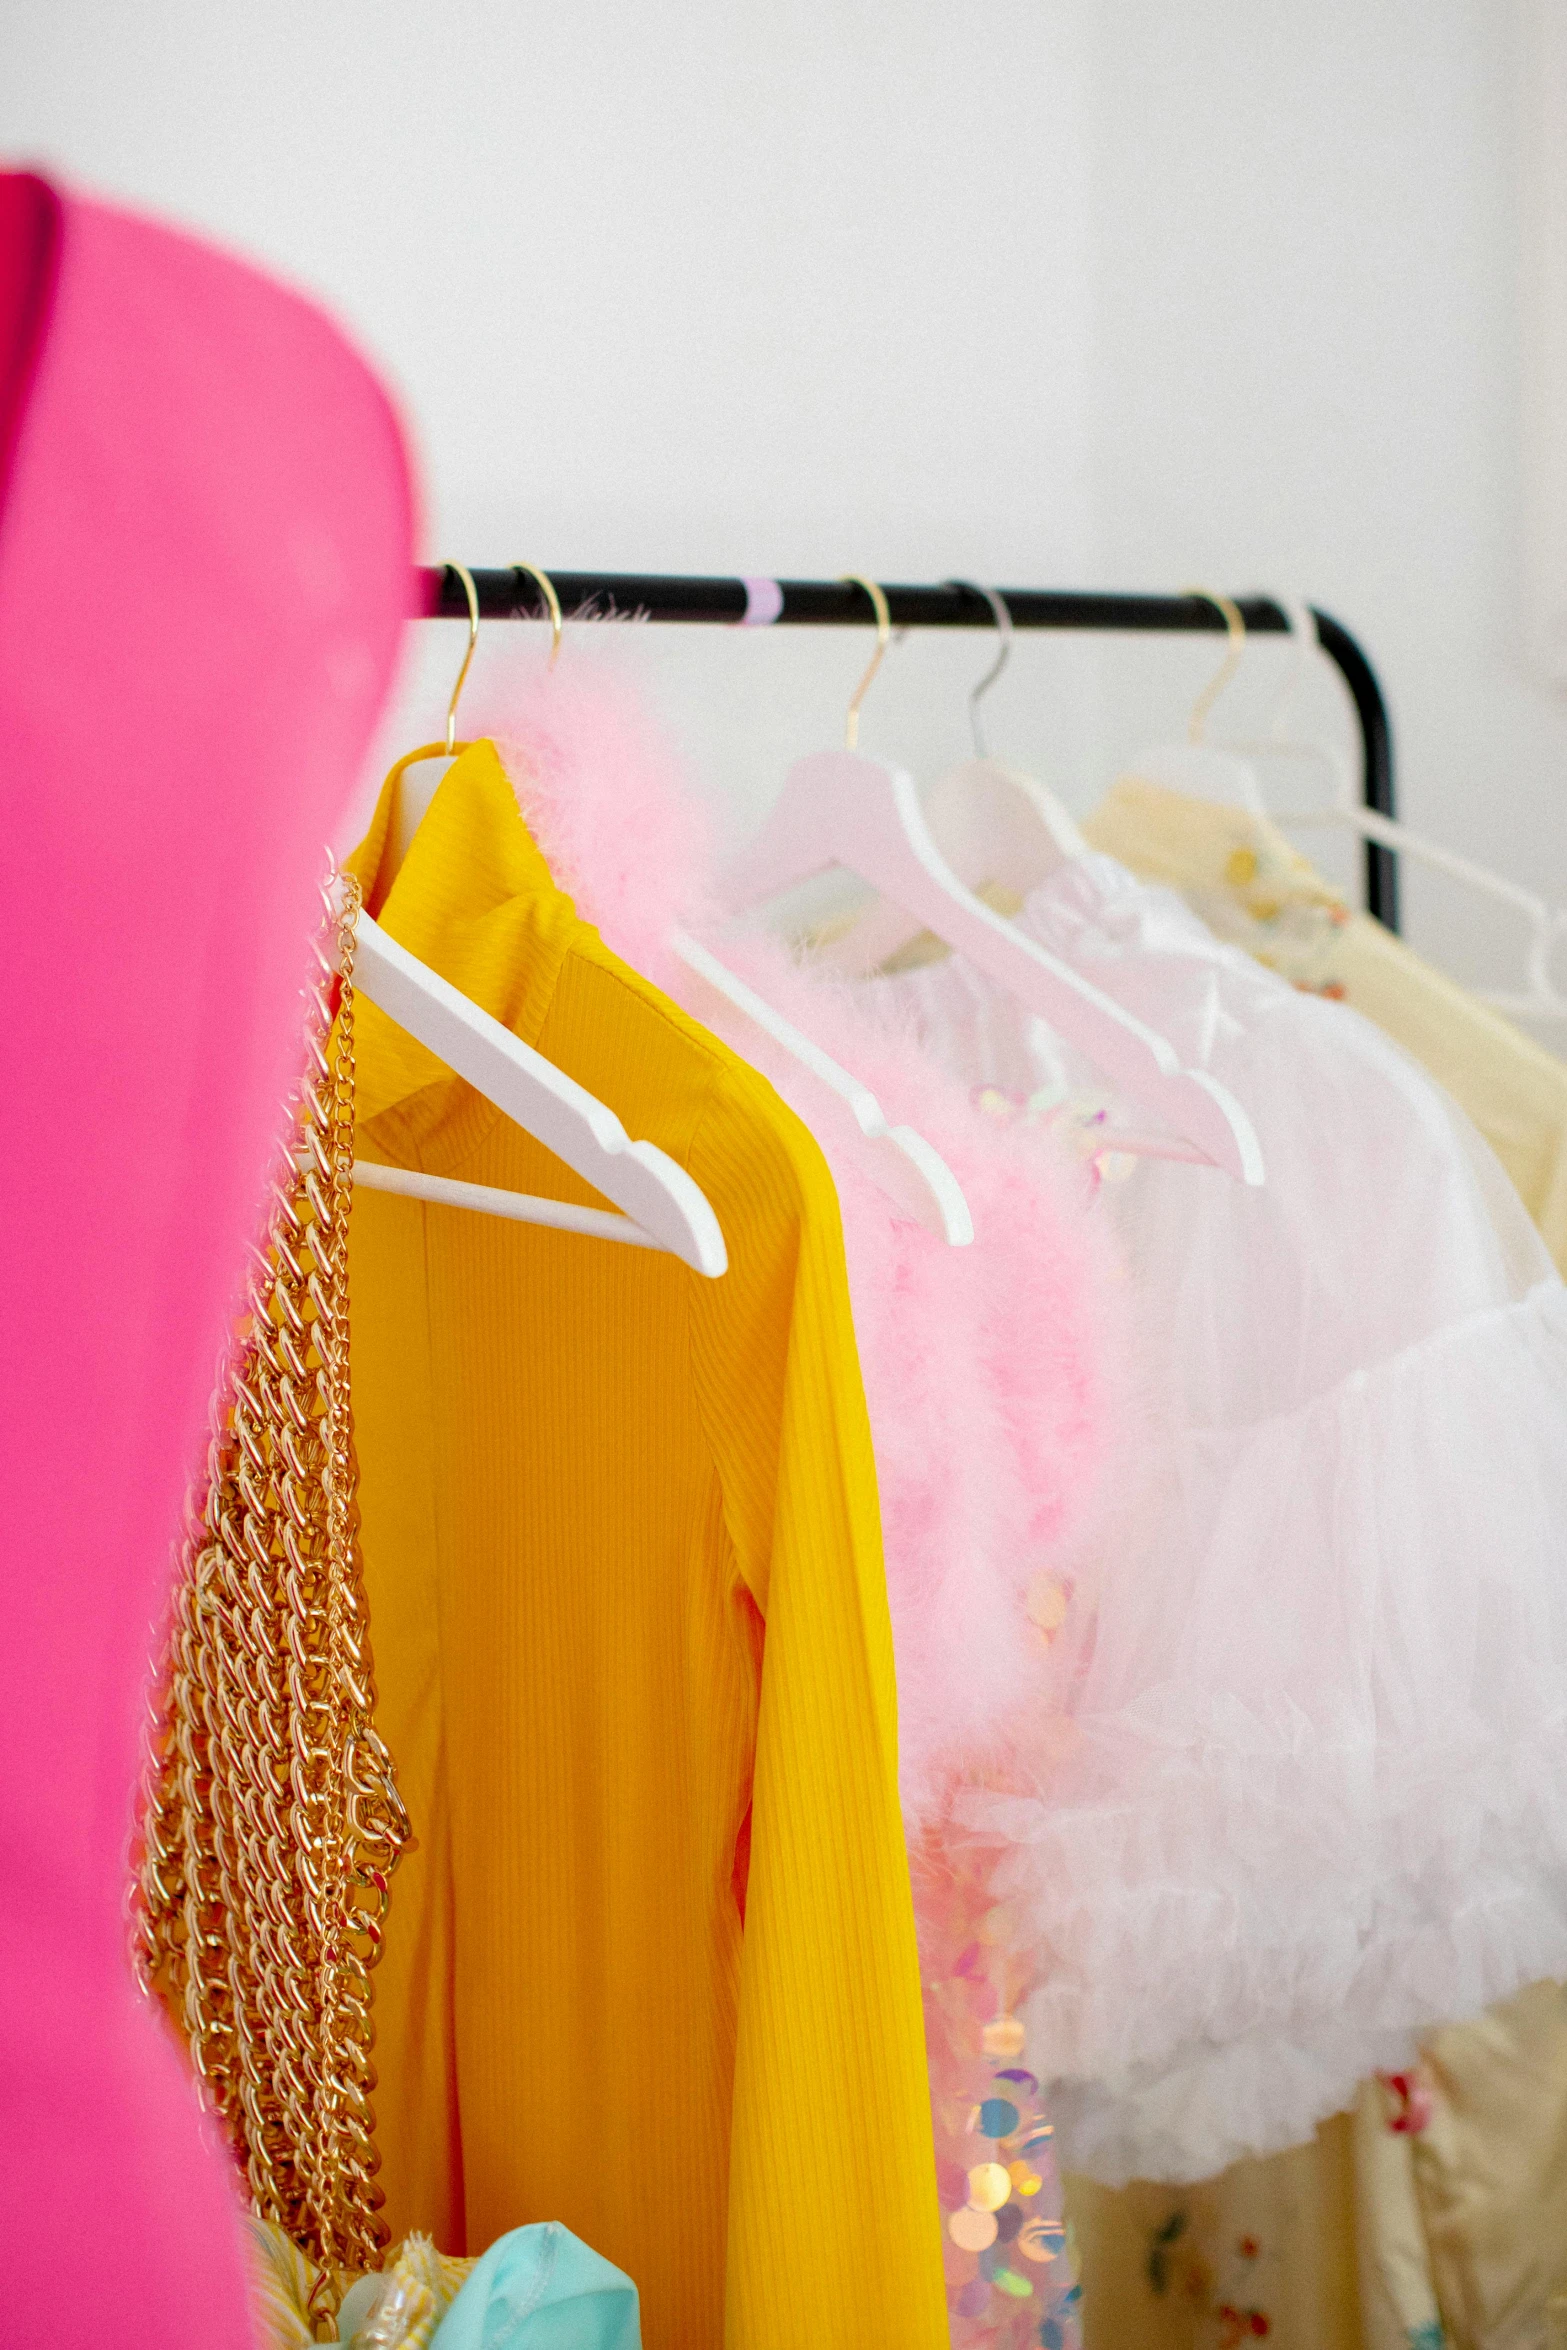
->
4, 1, 1563, 997
1080, 0, 1567, 1001
0, 0, 1100, 853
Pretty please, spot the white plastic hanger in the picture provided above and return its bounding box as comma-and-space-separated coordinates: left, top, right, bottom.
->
1218, 595, 1567, 1024
722, 576, 1264, 1183
820, 582, 1091, 977
348, 563, 728, 1275
474, 571, 972, 1244
668, 927, 974, 1242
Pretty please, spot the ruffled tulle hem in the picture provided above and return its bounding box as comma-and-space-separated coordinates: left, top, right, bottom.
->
1044, 2024, 1424, 2187
957, 1700, 1567, 2181
1033, 1876, 1567, 2182
950, 1276, 1567, 2182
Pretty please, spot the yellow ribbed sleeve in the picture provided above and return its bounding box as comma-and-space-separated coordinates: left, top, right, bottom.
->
343, 744, 946, 2350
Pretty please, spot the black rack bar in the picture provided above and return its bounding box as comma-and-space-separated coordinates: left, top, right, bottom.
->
420, 568, 1398, 929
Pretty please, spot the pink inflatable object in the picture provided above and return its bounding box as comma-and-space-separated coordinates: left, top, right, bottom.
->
0, 170, 414, 2344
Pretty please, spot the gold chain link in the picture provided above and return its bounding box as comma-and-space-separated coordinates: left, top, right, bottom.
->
135, 865, 410, 2299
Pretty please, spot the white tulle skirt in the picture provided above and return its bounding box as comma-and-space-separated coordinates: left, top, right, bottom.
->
866, 855, 1567, 2183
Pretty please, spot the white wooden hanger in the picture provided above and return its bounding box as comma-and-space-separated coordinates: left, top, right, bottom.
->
1218, 595, 1567, 1024
347, 563, 727, 1275
721, 577, 1264, 1184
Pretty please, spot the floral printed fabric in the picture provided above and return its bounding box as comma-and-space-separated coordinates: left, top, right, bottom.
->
1062, 2120, 1361, 2350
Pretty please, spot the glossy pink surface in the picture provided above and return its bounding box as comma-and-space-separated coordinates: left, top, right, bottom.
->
0, 173, 413, 2342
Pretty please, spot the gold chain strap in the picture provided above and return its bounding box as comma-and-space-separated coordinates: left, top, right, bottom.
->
136, 866, 410, 2288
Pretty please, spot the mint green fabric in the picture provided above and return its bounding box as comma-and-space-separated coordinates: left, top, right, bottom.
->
431, 2224, 640, 2350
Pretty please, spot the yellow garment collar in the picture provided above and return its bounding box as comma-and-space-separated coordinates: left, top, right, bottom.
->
344, 738, 581, 1132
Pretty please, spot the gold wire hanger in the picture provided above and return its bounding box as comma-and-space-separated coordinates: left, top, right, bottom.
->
1114, 586, 1267, 819
512, 560, 563, 665
383, 560, 482, 794
841, 572, 891, 749
1182, 586, 1248, 743
384, 560, 562, 807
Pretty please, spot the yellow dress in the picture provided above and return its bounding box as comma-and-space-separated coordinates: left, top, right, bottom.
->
1071, 776, 1567, 2350
343, 743, 947, 2350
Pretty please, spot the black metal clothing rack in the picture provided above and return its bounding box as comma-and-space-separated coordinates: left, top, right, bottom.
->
421, 569, 1399, 930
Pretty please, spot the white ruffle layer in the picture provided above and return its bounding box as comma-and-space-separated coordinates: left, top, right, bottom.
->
963, 1281, 1567, 2182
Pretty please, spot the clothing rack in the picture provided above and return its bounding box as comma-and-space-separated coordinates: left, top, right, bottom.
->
420, 569, 1399, 930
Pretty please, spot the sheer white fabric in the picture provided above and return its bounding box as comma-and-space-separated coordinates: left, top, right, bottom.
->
862, 855, 1567, 2185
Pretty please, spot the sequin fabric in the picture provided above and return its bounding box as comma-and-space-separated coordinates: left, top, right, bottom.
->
915, 1824, 1083, 2350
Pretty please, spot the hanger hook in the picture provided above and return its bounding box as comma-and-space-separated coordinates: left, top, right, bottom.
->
839, 574, 891, 750
511, 562, 563, 669
439, 561, 481, 755
946, 580, 1013, 759
1181, 587, 1246, 744
1265, 593, 1319, 741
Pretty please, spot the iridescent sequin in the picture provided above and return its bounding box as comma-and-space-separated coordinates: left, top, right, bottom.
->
981, 2015, 1027, 2061
948, 2205, 999, 2253
913, 1822, 1081, 2346
967, 2162, 1013, 2212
